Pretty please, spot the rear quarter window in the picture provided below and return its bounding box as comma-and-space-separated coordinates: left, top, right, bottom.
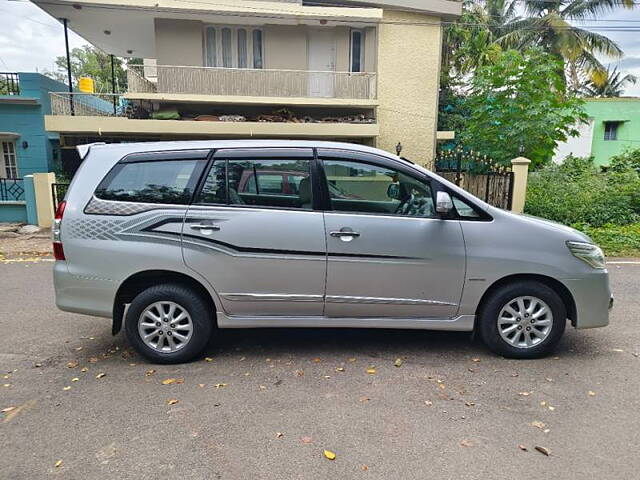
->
95, 159, 202, 204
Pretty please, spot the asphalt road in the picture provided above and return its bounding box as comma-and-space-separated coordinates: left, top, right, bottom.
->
1, 260, 639, 480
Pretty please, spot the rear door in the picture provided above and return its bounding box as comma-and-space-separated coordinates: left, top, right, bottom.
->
319, 149, 466, 318
183, 148, 327, 317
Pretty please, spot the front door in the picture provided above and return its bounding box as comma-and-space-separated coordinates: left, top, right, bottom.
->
307, 29, 336, 97
183, 148, 326, 317
319, 150, 466, 318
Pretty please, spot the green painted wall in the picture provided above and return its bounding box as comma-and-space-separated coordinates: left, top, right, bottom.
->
585, 98, 640, 166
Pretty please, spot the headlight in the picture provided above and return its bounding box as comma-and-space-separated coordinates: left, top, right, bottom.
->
566, 241, 606, 269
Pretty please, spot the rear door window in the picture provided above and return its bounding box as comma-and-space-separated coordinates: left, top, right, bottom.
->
197, 158, 312, 209
95, 159, 204, 204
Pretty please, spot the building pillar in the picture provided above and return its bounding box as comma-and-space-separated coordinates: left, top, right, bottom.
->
510, 157, 531, 214
32, 172, 56, 228
23, 175, 38, 225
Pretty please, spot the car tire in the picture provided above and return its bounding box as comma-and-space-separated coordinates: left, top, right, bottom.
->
478, 281, 566, 359
124, 283, 214, 364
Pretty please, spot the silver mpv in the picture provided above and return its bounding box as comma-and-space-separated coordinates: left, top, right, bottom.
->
53, 141, 612, 363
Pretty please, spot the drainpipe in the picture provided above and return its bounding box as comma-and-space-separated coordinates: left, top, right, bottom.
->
62, 18, 74, 116
110, 54, 117, 115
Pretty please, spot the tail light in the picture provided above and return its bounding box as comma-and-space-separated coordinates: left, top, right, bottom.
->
52, 201, 66, 261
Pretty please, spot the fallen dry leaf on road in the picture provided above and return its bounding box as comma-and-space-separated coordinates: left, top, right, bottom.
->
465, 401, 475, 407
534, 446, 551, 456
518, 392, 530, 396
214, 383, 227, 388
460, 439, 474, 447
66, 361, 79, 369
275, 432, 284, 438
336, 367, 345, 372
612, 348, 624, 353
167, 399, 179, 405
518, 444, 528, 452
198, 384, 205, 388
366, 367, 376, 375
394, 358, 403, 367
75, 347, 83, 351
80, 367, 88, 373
348, 358, 356, 362
96, 373, 106, 379
145, 369, 156, 376
530, 421, 546, 429
588, 391, 596, 397
301, 436, 313, 444
323, 450, 336, 460
205, 357, 213, 362
54, 460, 62, 468
63, 386, 71, 391
3, 384, 10, 388
424, 400, 433, 406
88, 357, 98, 363
161, 378, 176, 385
472, 358, 481, 363
313, 358, 321, 363
295, 369, 304, 376
2, 400, 37, 423
2, 407, 16, 413
362, 465, 369, 471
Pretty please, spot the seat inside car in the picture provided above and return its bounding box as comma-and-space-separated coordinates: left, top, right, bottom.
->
298, 177, 312, 209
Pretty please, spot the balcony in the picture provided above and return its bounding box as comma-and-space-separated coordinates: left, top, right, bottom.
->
46, 91, 379, 140
126, 65, 377, 101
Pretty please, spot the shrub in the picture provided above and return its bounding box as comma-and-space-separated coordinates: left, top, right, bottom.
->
525, 155, 640, 227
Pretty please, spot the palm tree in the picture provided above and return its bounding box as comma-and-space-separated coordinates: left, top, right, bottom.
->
580, 66, 638, 97
496, 0, 636, 82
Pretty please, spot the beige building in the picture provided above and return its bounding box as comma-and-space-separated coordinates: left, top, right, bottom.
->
34, 0, 460, 165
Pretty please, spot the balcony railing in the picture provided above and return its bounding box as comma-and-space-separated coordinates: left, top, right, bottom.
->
50, 92, 124, 117
127, 65, 377, 100
0, 72, 20, 96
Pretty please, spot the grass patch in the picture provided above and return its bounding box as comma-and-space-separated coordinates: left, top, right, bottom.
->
572, 223, 640, 258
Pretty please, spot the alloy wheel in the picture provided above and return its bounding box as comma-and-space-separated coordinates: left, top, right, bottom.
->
497, 296, 553, 349
137, 301, 193, 353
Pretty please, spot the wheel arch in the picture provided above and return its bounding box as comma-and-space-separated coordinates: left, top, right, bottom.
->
112, 270, 217, 335
475, 274, 577, 328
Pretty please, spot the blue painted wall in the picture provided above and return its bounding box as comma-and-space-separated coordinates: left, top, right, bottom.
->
0, 73, 68, 177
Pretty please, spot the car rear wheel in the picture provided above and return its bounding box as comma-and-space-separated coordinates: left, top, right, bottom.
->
478, 281, 566, 359
124, 283, 213, 364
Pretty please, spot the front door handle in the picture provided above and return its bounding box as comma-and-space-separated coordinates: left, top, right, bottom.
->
190, 224, 221, 231
329, 230, 360, 238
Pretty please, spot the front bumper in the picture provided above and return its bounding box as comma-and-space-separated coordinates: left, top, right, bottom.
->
561, 270, 611, 329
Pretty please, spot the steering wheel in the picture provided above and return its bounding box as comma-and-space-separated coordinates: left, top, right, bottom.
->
394, 194, 415, 214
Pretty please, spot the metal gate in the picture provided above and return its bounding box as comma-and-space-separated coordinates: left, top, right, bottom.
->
435, 147, 514, 210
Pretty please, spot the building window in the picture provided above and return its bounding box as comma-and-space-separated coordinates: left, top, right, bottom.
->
204, 26, 264, 69
350, 29, 365, 72
604, 121, 620, 141
2, 140, 18, 178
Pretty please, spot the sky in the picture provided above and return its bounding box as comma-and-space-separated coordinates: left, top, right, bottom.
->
0, 0, 639, 96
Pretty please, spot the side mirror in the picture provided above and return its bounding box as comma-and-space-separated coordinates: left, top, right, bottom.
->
436, 191, 454, 214
387, 183, 401, 200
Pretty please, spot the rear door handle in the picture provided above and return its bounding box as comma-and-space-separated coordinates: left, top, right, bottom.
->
330, 231, 360, 238
190, 224, 221, 231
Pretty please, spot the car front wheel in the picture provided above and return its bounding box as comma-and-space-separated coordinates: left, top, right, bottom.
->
124, 283, 213, 364
478, 281, 567, 359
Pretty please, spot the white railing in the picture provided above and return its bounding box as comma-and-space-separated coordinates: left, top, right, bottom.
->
127, 64, 377, 100
49, 92, 124, 117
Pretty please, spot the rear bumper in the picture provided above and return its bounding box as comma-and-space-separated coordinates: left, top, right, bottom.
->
561, 270, 611, 329
53, 261, 115, 318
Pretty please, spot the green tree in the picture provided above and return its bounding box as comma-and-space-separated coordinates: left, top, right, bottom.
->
496, 0, 636, 84
580, 67, 638, 97
45, 45, 128, 93
460, 48, 587, 166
